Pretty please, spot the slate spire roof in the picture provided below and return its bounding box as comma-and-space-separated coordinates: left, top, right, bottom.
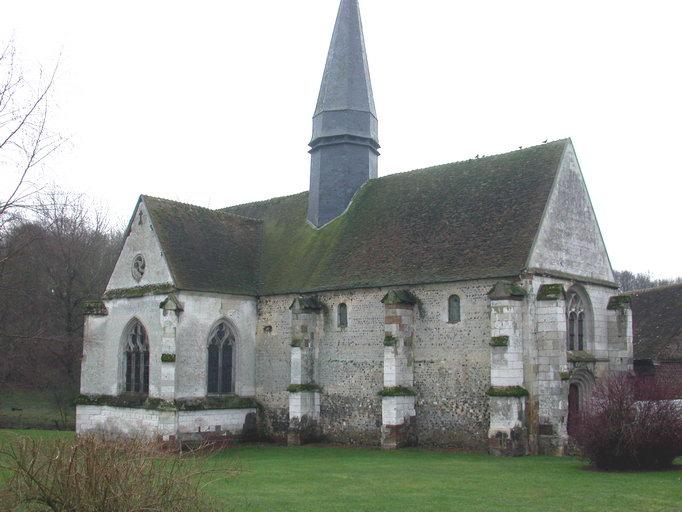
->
311, 0, 378, 146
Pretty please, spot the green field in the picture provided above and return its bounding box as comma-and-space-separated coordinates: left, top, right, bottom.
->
0, 390, 76, 430
1, 430, 681, 512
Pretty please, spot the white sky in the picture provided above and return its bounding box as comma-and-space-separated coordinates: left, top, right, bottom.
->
2, 0, 681, 278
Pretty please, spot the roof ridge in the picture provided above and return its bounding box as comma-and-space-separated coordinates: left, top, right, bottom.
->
220, 139, 570, 211
142, 194, 213, 211
221, 191, 308, 212
142, 195, 263, 223
405, 139, 570, 174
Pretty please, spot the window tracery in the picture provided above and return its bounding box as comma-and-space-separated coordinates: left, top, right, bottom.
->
125, 320, 149, 394
208, 321, 236, 394
566, 291, 586, 351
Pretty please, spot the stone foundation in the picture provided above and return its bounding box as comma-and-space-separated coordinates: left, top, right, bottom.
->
381, 395, 416, 449
488, 396, 528, 456
76, 405, 257, 440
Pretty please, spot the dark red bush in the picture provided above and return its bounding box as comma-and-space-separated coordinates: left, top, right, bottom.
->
572, 372, 682, 470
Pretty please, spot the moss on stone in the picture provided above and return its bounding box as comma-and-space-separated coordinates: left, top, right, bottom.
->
290, 296, 325, 312
488, 281, 527, 301
559, 371, 571, 381
383, 334, 397, 347
82, 300, 108, 316
159, 294, 184, 312
378, 386, 416, 397
486, 386, 529, 398
75, 394, 257, 411
537, 284, 565, 301
607, 295, 632, 311
490, 336, 509, 347
143, 397, 177, 411
291, 338, 309, 348
567, 350, 597, 363
75, 393, 148, 409
161, 353, 176, 363
177, 396, 258, 411
288, 383, 322, 393
103, 283, 175, 300
381, 290, 418, 306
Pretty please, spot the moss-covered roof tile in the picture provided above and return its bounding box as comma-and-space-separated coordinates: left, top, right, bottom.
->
142, 196, 262, 296
225, 140, 567, 295
141, 140, 568, 296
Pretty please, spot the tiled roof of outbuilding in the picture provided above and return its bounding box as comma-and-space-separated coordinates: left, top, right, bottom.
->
630, 284, 682, 361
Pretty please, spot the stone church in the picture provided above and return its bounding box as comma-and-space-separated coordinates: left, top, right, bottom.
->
77, 0, 633, 455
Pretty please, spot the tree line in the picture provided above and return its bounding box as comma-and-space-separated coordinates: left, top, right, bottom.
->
0, 191, 121, 392
613, 270, 682, 292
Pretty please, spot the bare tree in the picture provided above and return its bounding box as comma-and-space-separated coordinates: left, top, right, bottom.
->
614, 270, 682, 292
0, 189, 121, 391
0, 39, 62, 264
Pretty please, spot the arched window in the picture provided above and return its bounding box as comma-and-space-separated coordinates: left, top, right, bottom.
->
566, 291, 586, 351
338, 303, 348, 328
208, 321, 236, 394
124, 320, 149, 394
448, 295, 461, 323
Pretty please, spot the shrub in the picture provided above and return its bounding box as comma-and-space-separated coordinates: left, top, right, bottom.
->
486, 386, 529, 397
378, 386, 416, 397
287, 383, 321, 393
572, 372, 682, 470
0, 434, 222, 511
489, 336, 509, 347
383, 335, 397, 347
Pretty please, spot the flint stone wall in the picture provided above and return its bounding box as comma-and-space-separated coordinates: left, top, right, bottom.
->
255, 281, 495, 448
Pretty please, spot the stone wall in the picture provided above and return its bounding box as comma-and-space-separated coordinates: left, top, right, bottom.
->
76, 405, 256, 439
255, 281, 496, 448
107, 200, 174, 291
522, 276, 630, 454
174, 292, 257, 398
527, 142, 614, 284
80, 292, 257, 401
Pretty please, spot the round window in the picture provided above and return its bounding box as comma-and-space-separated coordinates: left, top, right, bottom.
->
132, 254, 146, 281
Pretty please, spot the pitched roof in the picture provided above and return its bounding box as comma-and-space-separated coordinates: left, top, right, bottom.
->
630, 284, 682, 361
142, 196, 262, 296
223, 139, 568, 295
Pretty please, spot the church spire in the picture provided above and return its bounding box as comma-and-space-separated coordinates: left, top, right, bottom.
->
307, 0, 380, 228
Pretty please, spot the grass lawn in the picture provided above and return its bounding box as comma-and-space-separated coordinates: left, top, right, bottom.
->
1, 430, 681, 511
0, 389, 75, 430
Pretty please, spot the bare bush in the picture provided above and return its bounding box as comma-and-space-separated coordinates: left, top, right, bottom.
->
0, 434, 227, 511
573, 372, 682, 470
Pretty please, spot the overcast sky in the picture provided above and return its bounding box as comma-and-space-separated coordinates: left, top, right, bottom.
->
2, 0, 681, 278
